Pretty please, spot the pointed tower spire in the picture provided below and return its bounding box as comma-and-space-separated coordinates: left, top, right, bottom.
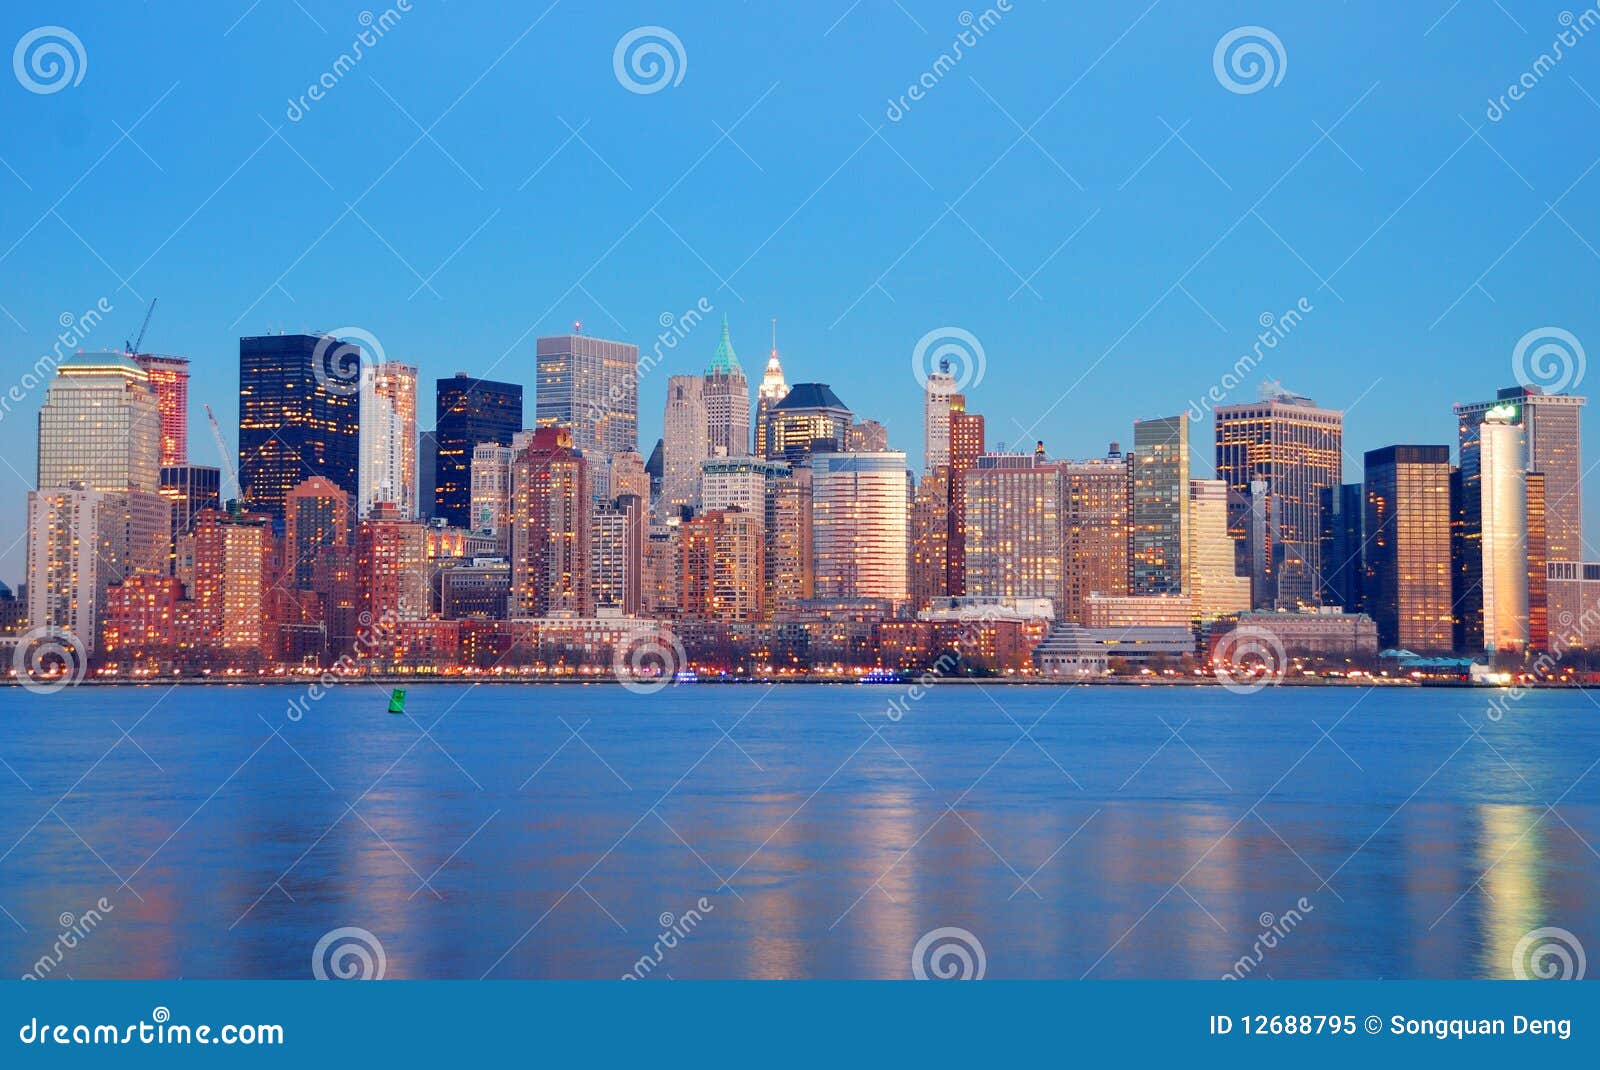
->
707, 314, 741, 376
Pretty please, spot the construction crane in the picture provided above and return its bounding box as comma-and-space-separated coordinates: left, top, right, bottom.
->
205, 403, 242, 505
125, 297, 157, 355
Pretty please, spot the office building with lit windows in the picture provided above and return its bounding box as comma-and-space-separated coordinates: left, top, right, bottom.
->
1061, 448, 1129, 624
434, 373, 522, 530
811, 451, 909, 603
1363, 445, 1453, 653
285, 477, 351, 591
1129, 414, 1190, 596
133, 353, 191, 467
535, 332, 639, 500
1213, 385, 1343, 608
962, 452, 1063, 615
39, 352, 161, 494
769, 383, 852, 465
358, 361, 418, 519
238, 334, 361, 529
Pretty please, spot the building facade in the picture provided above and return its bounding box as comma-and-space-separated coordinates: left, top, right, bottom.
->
239, 334, 361, 528
1363, 445, 1453, 653
811, 452, 909, 603
1213, 386, 1343, 608
535, 333, 639, 501
434, 373, 523, 529
1129, 414, 1190, 596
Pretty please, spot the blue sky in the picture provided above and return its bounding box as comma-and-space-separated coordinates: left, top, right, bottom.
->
2, 0, 1599, 585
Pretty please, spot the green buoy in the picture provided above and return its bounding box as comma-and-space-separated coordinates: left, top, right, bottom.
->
387, 688, 408, 715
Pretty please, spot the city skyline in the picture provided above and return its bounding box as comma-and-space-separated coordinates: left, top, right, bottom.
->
4, 3, 1600, 586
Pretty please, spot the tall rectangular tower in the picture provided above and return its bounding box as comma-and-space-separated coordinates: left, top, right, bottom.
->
1129, 414, 1190, 596
238, 334, 361, 528
1363, 445, 1453, 653
535, 333, 639, 500
1213, 385, 1343, 607
434, 373, 523, 529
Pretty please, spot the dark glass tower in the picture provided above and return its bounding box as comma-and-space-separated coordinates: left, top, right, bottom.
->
1363, 445, 1453, 653
238, 334, 361, 530
1317, 482, 1363, 612
433, 373, 523, 528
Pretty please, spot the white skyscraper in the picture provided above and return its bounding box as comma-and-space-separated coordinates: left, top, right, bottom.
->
358, 361, 419, 519
1480, 409, 1530, 654
28, 352, 168, 657
923, 362, 958, 474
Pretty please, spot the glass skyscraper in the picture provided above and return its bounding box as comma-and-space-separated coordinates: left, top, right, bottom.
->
238, 334, 361, 529
1129, 414, 1189, 596
433, 373, 523, 529
1363, 445, 1453, 653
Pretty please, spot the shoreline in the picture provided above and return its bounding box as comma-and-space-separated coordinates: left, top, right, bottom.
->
1, 675, 1517, 689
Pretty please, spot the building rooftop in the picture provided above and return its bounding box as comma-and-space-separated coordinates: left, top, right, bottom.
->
707, 315, 741, 376
773, 382, 848, 412
58, 350, 148, 377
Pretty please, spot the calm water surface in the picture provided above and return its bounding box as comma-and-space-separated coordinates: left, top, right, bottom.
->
0, 682, 1596, 979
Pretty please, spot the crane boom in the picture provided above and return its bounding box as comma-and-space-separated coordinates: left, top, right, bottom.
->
126, 297, 157, 354
205, 403, 241, 504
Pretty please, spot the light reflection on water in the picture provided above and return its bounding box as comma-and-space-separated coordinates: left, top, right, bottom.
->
0, 683, 1595, 979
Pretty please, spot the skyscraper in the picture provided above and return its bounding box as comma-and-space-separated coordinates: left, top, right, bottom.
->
509, 427, 590, 617
962, 452, 1063, 613
1061, 447, 1129, 623
470, 442, 516, 536
755, 321, 788, 459
661, 375, 708, 520
31, 352, 168, 654
433, 373, 523, 529
811, 452, 909, 602
1129, 414, 1190, 596
1456, 385, 1584, 649
769, 383, 853, 464
38, 352, 160, 494
284, 476, 351, 591
535, 332, 639, 499
946, 395, 985, 594
161, 464, 222, 540
133, 353, 190, 467
909, 466, 952, 610
704, 316, 751, 460
1363, 445, 1453, 653
678, 508, 764, 622
1187, 479, 1252, 620
1213, 385, 1343, 608
1457, 385, 1584, 560
1317, 482, 1364, 612
239, 334, 361, 528
358, 360, 418, 519
764, 463, 811, 618
923, 362, 958, 474
1479, 410, 1529, 655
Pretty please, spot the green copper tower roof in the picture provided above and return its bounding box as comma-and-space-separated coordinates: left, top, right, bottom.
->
707, 315, 741, 375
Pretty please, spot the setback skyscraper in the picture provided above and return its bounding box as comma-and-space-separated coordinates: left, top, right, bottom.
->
1213, 384, 1343, 608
